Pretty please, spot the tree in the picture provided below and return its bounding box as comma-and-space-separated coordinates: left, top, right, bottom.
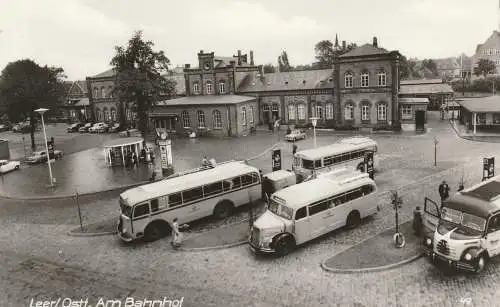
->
421, 59, 439, 78
474, 59, 497, 77
0, 59, 65, 149
262, 64, 276, 73
399, 55, 421, 80
314, 40, 334, 68
110, 31, 176, 138
277, 50, 292, 72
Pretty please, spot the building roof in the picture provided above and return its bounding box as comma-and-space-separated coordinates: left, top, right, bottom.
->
398, 97, 429, 104
455, 96, 500, 112
401, 79, 444, 85
399, 83, 453, 95
91, 68, 116, 78
339, 43, 391, 58
155, 94, 256, 106
65, 98, 90, 107
103, 137, 144, 148
238, 69, 333, 92
75, 80, 88, 94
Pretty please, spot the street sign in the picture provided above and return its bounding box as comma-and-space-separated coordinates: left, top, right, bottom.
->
483, 157, 495, 181
272, 149, 281, 171
47, 137, 55, 162
364, 151, 374, 179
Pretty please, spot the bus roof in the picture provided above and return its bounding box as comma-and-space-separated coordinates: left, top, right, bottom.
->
447, 175, 500, 218
295, 142, 370, 160
338, 136, 377, 146
120, 161, 259, 205
272, 172, 375, 210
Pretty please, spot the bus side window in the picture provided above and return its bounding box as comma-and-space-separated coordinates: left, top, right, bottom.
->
251, 172, 260, 183
150, 199, 159, 212
314, 160, 322, 169
232, 177, 242, 189
333, 155, 341, 164
204, 181, 223, 196
488, 214, 500, 233
183, 187, 203, 203
241, 174, 253, 186
133, 202, 150, 218
222, 180, 231, 191
361, 185, 373, 195
168, 193, 182, 207
295, 207, 307, 220
346, 189, 363, 202
324, 157, 333, 166
309, 201, 329, 216
334, 194, 346, 206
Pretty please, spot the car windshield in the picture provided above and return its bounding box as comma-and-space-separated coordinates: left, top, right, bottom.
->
268, 198, 293, 220
438, 207, 486, 237
119, 197, 132, 218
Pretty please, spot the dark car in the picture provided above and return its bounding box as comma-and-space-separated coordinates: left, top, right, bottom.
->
67, 123, 82, 133
78, 123, 93, 133
0, 123, 11, 132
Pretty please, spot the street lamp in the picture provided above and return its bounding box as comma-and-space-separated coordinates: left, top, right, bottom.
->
310, 117, 319, 148
34, 108, 55, 187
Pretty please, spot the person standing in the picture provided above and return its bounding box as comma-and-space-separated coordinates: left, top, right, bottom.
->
292, 144, 298, 155
201, 156, 210, 168
171, 218, 181, 248
438, 180, 450, 204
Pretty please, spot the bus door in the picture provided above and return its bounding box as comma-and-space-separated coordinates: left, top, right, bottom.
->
132, 201, 152, 236
422, 197, 440, 236
293, 206, 311, 244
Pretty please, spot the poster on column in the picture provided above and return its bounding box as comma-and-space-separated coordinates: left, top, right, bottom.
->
158, 139, 172, 169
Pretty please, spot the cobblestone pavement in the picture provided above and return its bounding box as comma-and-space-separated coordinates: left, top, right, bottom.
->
3, 115, 500, 306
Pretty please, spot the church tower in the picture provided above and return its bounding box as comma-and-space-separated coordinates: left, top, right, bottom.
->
334, 34, 340, 51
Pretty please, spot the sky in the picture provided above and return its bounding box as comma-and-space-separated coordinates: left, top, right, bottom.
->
0, 0, 499, 80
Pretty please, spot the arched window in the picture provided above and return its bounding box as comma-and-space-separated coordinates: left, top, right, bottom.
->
241, 107, 247, 126
101, 87, 106, 98
325, 103, 334, 119
345, 72, 353, 88
361, 102, 371, 122
213, 110, 222, 129
288, 104, 296, 120
108, 86, 113, 98
361, 72, 369, 87
110, 108, 117, 122
94, 87, 99, 98
344, 103, 354, 120
218, 81, 226, 94
193, 82, 200, 94
205, 81, 213, 94
95, 108, 102, 121
103, 108, 109, 122
197, 110, 206, 128
249, 107, 254, 123
377, 71, 386, 86
315, 105, 324, 119
181, 110, 190, 128
297, 104, 306, 120
377, 103, 387, 121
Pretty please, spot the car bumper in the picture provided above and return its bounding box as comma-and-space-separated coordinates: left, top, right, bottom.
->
424, 248, 475, 272
248, 242, 275, 254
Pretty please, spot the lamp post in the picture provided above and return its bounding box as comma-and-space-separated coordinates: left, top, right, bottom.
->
35, 108, 55, 187
310, 117, 319, 148
434, 136, 438, 167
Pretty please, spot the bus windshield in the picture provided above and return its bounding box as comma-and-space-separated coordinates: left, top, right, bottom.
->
438, 207, 486, 237
119, 197, 133, 218
302, 159, 315, 170
268, 199, 293, 220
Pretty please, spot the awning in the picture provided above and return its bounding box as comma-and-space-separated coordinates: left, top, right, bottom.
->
456, 96, 500, 113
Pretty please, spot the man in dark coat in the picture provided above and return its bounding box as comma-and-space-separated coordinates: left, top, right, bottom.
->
438, 180, 450, 204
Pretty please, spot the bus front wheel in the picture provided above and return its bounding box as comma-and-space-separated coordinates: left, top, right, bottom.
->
274, 235, 295, 256
213, 201, 234, 219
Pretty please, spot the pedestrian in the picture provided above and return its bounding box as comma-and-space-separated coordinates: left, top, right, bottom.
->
286, 126, 291, 135
275, 119, 280, 131
413, 206, 423, 237
201, 156, 210, 168
141, 148, 146, 162
438, 180, 450, 204
171, 218, 181, 248
132, 152, 138, 166
292, 144, 298, 155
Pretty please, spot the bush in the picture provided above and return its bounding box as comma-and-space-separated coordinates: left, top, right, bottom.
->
334, 125, 358, 131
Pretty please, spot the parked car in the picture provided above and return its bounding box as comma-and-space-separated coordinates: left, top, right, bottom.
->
67, 123, 82, 133
0, 160, 20, 173
108, 123, 121, 133
26, 150, 63, 164
119, 128, 141, 137
0, 123, 11, 132
96, 123, 109, 133
12, 122, 29, 133
78, 123, 93, 133
89, 122, 106, 133
285, 129, 306, 142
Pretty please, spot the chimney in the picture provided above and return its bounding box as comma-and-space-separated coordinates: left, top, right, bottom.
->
250, 51, 254, 65
373, 37, 378, 48
184, 64, 190, 69
237, 50, 242, 65
230, 60, 236, 67
342, 41, 346, 49
199, 50, 204, 54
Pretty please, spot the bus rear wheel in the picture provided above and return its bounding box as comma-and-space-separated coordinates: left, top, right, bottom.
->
346, 211, 361, 229
213, 201, 234, 219
144, 222, 171, 242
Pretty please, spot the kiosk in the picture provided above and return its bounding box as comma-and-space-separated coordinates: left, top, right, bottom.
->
103, 137, 144, 166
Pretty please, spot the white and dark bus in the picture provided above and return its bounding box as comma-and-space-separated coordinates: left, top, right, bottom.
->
117, 161, 261, 242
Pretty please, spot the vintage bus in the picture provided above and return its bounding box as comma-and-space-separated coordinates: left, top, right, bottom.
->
249, 169, 379, 256
422, 175, 500, 273
117, 161, 262, 242
292, 136, 378, 181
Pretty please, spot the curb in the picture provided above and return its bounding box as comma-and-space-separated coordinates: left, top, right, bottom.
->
320, 253, 423, 274
0, 180, 150, 201
67, 230, 118, 237
449, 120, 500, 143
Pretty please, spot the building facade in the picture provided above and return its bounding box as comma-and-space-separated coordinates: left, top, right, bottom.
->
60, 80, 91, 122
472, 30, 500, 77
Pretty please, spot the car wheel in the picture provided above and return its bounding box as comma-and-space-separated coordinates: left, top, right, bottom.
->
15, 165, 19, 170
274, 235, 295, 256
346, 211, 361, 229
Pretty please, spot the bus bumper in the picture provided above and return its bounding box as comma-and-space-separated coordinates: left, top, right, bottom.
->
424, 248, 475, 272
117, 220, 135, 242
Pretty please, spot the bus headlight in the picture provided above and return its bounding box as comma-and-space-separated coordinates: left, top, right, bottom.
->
464, 253, 472, 261
425, 238, 432, 246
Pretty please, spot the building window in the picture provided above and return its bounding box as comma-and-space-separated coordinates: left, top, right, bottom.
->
288, 104, 296, 120
262, 104, 269, 111
361, 72, 369, 87
249, 107, 254, 123
96, 108, 102, 121
94, 87, 99, 98
218, 81, 226, 94
297, 104, 306, 120
496, 59, 500, 65
101, 87, 106, 98
477, 113, 486, 124
377, 72, 386, 86
315, 106, 323, 119
193, 82, 200, 94
197, 110, 206, 128
182, 110, 190, 128
103, 108, 109, 122
108, 86, 113, 98
326, 103, 333, 119
401, 105, 412, 119
344, 104, 354, 120
111, 108, 117, 121
377, 103, 387, 121
345, 72, 353, 88
213, 110, 222, 129
206, 81, 213, 94
241, 107, 247, 126
361, 104, 370, 121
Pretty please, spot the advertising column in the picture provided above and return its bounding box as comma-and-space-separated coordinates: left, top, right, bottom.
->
158, 133, 173, 176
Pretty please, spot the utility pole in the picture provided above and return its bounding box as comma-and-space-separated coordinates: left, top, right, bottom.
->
434, 137, 438, 167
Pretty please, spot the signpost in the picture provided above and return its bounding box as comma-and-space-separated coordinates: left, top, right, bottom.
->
158, 132, 173, 176
482, 157, 495, 181
47, 137, 55, 162
272, 149, 281, 171
364, 151, 374, 179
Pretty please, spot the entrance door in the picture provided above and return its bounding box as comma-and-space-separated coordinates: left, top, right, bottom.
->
423, 197, 440, 236
272, 104, 279, 121
415, 110, 425, 132
167, 117, 176, 131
